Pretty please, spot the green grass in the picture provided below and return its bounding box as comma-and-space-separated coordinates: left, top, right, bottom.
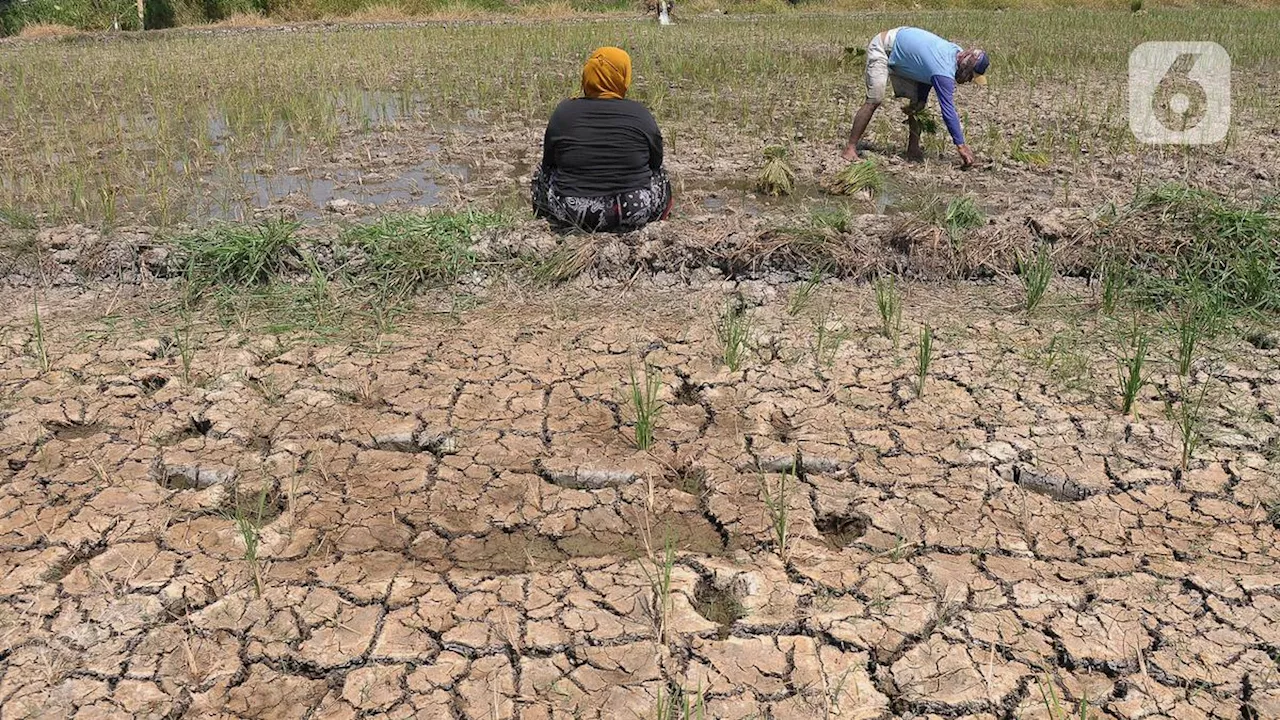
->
341, 210, 504, 297
177, 218, 302, 291
715, 302, 752, 371
787, 263, 826, 316
944, 197, 985, 238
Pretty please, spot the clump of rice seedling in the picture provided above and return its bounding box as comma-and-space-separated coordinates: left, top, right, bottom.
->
1011, 137, 1051, 166
1019, 244, 1054, 312
904, 105, 939, 135
756, 145, 796, 197
173, 315, 197, 385
1172, 286, 1223, 376
639, 529, 677, 644
915, 324, 934, 397
629, 362, 663, 450
1165, 377, 1211, 471
811, 302, 850, 366
787, 263, 826, 316
177, 218, 302, 292
1038, 672, 1095, 720
827, 159, 883, 196
654, 683, 706, 720
715, 302, 752, 371
30, 296, 49, 374
1099, 257, 1127, 315
1116, 317, 1151, 416
874, 275, 903, 347
945, 197, 984, 235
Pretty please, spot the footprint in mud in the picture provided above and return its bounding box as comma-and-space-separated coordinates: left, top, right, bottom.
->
815, 510, 871, 549
693, 577, 747, 640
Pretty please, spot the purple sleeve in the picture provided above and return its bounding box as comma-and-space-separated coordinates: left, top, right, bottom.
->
931, 75, 965, 146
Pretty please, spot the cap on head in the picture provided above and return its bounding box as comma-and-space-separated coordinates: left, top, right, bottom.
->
972, 50, 990, 85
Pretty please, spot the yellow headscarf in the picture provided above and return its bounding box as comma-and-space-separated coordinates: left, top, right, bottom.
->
581, 46, 632, 100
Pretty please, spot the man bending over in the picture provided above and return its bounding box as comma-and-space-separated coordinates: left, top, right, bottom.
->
841, 27, 989, 168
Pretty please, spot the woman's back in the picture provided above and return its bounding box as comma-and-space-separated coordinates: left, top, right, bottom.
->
542, 98, 662, 198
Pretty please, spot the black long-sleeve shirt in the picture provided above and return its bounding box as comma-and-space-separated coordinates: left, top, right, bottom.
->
539, 98, 663, 197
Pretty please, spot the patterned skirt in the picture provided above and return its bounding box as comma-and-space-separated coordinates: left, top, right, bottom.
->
531, 169, 673, 233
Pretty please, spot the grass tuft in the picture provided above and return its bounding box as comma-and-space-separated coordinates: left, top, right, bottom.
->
342, 210, 504, 298
715, 302, 752, 371
177, 218, 301, 291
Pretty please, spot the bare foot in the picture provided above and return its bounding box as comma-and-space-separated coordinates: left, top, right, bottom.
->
840, 145, 861, 162
905, 148, 924, 162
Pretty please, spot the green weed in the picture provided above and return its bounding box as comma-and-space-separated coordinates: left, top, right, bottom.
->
1172, 285, 1224, 376
342, 210, 504, 298
944, 196, 985, 246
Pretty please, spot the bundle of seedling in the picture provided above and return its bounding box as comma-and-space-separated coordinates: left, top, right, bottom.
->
825, 159, 883, 196
756, 145, 796, 197
904, 105, 939, 135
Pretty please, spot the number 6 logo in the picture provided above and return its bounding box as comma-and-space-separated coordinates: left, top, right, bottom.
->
1129, 42, 1231, 145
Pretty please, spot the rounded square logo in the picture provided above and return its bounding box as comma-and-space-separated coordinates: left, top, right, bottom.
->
1129, 41, 1231, 145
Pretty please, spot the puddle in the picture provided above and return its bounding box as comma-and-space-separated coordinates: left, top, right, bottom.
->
693, 577, 746, 640
816, 510, 870, 549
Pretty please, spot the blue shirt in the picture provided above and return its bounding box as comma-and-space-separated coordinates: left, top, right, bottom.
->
889, 27, 965, 146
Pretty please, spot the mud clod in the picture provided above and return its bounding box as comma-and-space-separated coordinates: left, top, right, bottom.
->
693, 578, 746, 640
815, 510, 870, 548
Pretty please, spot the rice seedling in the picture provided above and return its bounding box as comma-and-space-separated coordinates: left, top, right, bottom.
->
30, 296, 50, 374
915, 324, 934, 397
874, 275, 903, 347
228, 485, 270, 597
811, 302, 850, 367
1099, 258, 1127, 315
787, 263, 826, 316
1011, 136, 1051, 166
1116, 317, 1151, 416
944, 197, 985, 239
715, 302, 752, 372
827, 159, 883, 196
756, 145, 796, 197
904, 105, 939, 135
1165, 377, 1211, 471
1172, 287, 1223, 376
654, 683, 706, 720
760, 465, 793, 561
1018, 244, 1054, 313
629, 362, 663, 450
532, 237, 595, 286
1037, 672, 1096, 719
639, 528, 677, 644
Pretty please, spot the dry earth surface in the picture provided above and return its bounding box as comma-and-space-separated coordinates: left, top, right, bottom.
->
2, 274, 1279, 719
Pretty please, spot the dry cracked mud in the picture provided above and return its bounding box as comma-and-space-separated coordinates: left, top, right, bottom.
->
1, 279, 1279, 720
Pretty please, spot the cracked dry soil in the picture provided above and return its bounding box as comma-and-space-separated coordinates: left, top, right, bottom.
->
1, 281, 1278, 720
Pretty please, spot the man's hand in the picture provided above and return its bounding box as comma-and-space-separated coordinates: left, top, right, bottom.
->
957, 144, 976, 168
